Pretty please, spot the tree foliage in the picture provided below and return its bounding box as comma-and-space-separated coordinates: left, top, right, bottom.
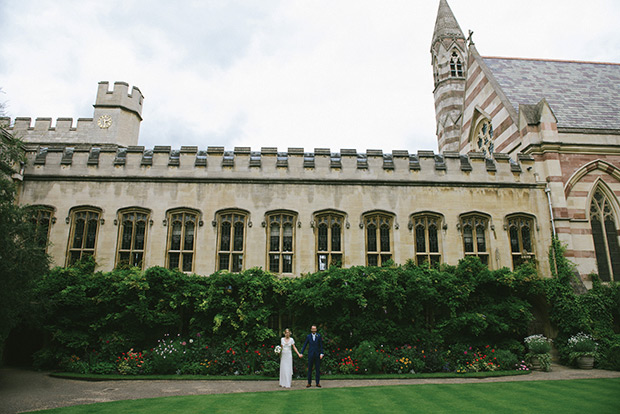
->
0, 125, 50, 361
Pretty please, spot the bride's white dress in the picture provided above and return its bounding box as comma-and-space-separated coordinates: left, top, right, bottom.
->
279, 337, 294, 387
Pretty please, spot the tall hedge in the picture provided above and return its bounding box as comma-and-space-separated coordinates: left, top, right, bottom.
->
30, 256, 544, 367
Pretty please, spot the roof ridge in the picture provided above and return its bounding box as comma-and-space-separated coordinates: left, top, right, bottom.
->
481, 55, 620, 66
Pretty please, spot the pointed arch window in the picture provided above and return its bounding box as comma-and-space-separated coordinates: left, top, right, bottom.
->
30, 206, 54, 253
412, 213, 442, 266
460, 214, 489, 266
267, 212, 296, 274
315, 212, 344, 271
217, 211, 247, 272
474, 119, 494, 157
590, 189, 620, 281
116, 208, 150, 269
507, 215, 536, 269
67, 207, 101, 265
364, 212, 393, 266
450, 51, 463, 77
166, 209, 198, 272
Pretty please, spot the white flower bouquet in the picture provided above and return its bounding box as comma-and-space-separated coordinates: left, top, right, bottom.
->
274, 345, 282, 355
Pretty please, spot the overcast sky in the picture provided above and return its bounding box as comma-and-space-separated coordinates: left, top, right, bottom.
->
1, 0, 619, 153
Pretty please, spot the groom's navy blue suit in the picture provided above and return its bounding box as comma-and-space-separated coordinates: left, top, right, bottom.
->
301, 333, 324, 385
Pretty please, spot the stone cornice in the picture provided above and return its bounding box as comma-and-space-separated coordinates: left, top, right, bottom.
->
22, 174, 545, 190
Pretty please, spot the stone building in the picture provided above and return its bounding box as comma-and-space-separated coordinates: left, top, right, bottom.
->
4, 0, 619, 286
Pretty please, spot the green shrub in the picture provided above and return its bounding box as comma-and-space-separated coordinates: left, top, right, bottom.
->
598, 335, 620, 371
492, 349, 518, 370
352, 341, 382, 374
90, 362, 117, 375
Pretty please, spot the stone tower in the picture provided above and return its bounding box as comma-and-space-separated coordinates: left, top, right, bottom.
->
431, 0, 467, 153
92, 81, 144, 147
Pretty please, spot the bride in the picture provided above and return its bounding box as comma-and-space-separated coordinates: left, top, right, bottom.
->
279, 328, 301, 388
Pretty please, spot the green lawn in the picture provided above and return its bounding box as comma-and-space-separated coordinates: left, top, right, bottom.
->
30, 378, 620, 414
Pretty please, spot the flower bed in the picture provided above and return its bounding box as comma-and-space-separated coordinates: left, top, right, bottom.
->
61, 334, 528, 377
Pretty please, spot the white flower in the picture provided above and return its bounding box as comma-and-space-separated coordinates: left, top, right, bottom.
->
189, 339, 194, 343
274, 345, 282, 354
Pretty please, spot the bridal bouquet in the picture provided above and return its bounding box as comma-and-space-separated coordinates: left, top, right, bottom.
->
274, 345, 282, 355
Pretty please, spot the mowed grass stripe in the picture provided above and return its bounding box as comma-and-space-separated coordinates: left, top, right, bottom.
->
30, 378, 620, 414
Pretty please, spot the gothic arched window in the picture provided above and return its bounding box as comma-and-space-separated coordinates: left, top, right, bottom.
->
412, 213, 442, 267
217, 211, 247, 272
267, 211, 296, 274
364, 212, 393, 267
507, 215, 536, 269
67, 206, 101, 265
116, 208, 150, 269
460, 214, 489, 266
474, 119, 494, 157
315, 212, 344, 271
166, 209, 198, 272
450, 51, 463, 77
30, 205, 55, 253
590, 189, 620, 281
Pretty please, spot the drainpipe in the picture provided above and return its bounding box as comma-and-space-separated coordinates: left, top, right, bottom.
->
545, 184, 556, 238
546, 184, 559, 276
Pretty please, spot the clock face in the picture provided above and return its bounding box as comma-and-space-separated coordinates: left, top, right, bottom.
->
97, 115, 112, 129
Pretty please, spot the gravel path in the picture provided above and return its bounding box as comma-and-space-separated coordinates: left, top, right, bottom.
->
1, 365, 619, 413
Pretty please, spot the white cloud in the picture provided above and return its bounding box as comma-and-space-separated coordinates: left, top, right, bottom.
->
1, 0, 619, 153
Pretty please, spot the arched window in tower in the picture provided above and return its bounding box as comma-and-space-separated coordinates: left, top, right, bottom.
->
433, 58, 439, 85
474, 119, 494, 157
450, 51, 463, 77
590, 189, 620, 281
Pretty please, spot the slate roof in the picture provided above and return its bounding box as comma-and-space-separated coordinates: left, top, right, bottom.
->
483, 57, 620, 131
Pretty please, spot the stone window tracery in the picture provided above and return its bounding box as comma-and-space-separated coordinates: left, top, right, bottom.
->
474, 119, 494, 157
450, 51, 463, 77
590, 189, 620, 281
67, 207, 101, 265
412, 214, 442, 266
364, 213, 393, 266
166, 209, 197, 272
30, 206, 54, 253
267, 212, 296, 274
116, 208, 150, 269
315, 212, 344, 271
460, 214, 489, 266
217, 211, 247, 272
507, 215, 536, 269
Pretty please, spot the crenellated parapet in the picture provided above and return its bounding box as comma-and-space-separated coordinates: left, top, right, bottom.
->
22, 144, 536, 186
2, 81, 144, 148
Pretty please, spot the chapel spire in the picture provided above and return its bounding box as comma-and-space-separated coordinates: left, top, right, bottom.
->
430, 0, 468, 153
432, 0, 466, 48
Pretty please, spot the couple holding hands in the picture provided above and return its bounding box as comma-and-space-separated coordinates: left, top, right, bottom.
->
278, 325, 324, 388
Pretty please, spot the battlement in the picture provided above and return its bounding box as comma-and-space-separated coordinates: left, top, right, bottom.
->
95, 81, 144, 119
23, 144, 536, 185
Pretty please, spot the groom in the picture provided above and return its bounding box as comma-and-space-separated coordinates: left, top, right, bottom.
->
300, 325, 324, 387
